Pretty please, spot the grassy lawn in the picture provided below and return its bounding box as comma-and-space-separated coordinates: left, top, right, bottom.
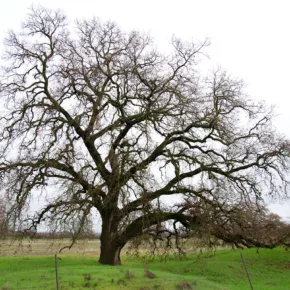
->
0, 246, 290, 289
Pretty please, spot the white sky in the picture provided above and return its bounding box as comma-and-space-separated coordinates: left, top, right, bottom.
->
0, 0, 289, 219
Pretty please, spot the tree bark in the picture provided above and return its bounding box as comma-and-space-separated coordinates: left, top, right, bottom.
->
98, 212, 125, 265
99, 239, 124, 265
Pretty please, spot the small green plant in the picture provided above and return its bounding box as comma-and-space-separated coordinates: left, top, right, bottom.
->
153, 285, 164, 289
125, 269, 135, 279
93, 282, 99, 287
83, 273, 92, 288
144, 267, 156, 279
83, 273, 92, 281
176, 280, 193, 290
117, 278, 126, 286
68, 281, 75, 288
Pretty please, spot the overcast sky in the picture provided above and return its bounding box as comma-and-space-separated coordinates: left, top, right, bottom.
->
0, 0, 289, 219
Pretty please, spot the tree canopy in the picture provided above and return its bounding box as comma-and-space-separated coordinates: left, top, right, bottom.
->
0, 6, 289, 265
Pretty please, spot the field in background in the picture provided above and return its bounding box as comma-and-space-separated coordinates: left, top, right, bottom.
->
0, 238, 101, 256
0, 237, 231, 257
0, 239, 290, 290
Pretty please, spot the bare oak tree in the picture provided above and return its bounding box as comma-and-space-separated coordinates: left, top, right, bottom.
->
0, 6, 289, 265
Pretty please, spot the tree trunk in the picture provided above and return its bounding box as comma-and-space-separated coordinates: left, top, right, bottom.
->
98, 213, 125, 265
99, 239, 124, 265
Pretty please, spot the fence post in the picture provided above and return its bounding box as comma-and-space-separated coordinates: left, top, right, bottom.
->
240, 251, 253, 290
55, 254, 59, 290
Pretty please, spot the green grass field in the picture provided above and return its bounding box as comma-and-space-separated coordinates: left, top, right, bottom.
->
0, 241, 290, 290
